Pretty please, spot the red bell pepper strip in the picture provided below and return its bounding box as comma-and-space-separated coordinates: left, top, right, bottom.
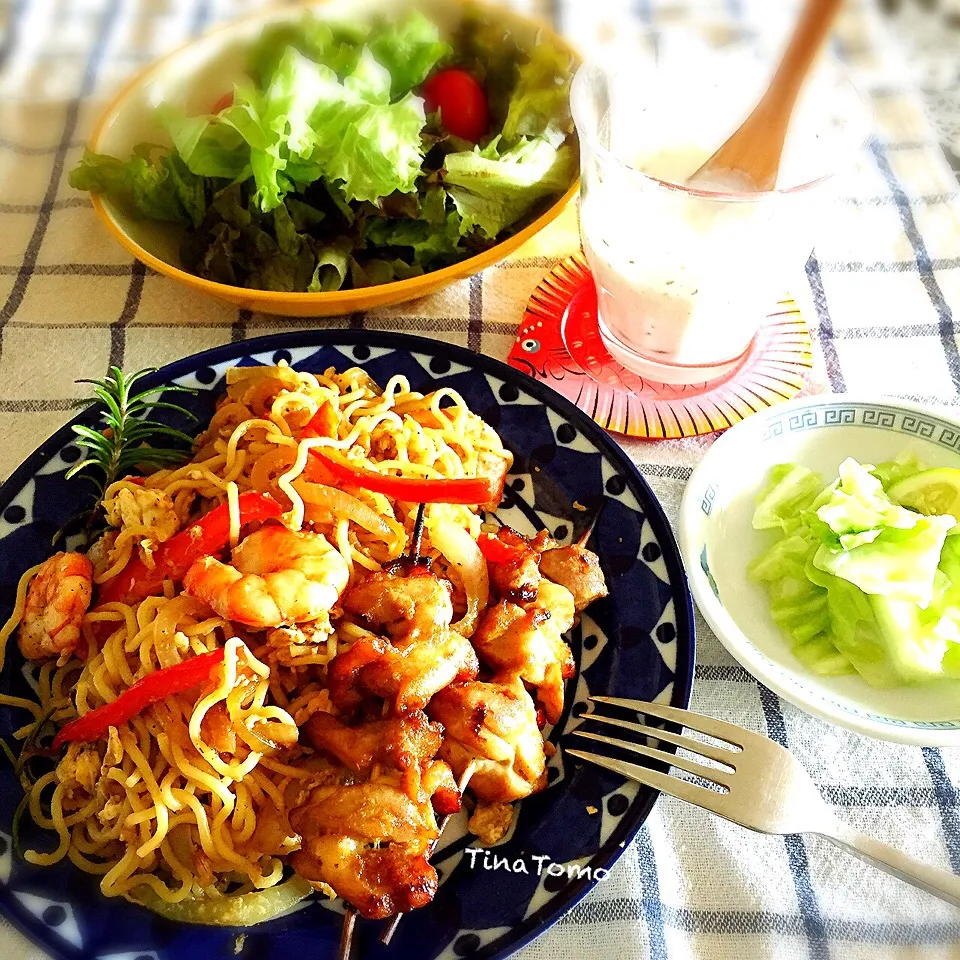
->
307, 450, 494, 505
477, 532, 525, 564
97, 492, 282, 606
431, 785, 463, 816
301, 402, 338, 440
52, 648, 226, 749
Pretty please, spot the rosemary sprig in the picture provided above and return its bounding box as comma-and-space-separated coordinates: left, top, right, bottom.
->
68, 367, 198, 493
61, 367, 197, 544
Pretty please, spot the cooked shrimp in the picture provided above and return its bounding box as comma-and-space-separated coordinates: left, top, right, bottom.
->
18, 552, 93, 662
183, 525, 348, 629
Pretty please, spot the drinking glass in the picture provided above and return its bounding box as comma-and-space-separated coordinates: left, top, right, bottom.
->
570, 23, 869, 384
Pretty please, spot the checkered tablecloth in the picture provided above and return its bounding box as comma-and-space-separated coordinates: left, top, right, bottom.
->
2, 0, 960, 957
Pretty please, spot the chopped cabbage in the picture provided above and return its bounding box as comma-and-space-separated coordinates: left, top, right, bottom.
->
749, 456, 960, 686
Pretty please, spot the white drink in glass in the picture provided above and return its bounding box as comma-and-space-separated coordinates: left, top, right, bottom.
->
571, 28, 868, 384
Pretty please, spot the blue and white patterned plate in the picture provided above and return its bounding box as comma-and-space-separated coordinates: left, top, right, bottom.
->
680, 392, 960, 747
0, 330, 694, 960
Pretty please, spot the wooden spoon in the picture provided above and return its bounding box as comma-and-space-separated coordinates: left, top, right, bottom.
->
689, 0, 845, 191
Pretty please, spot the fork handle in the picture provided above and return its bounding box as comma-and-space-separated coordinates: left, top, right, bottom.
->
817, 820, 960, 907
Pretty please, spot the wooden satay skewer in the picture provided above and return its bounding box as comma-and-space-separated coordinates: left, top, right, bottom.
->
380, 759, 478, 946
574, 510, 600, 549
336, 503, 430, 960
337, 908, 357, 960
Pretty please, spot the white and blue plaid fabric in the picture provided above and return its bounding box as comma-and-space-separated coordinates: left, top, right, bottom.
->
1, 0, 960, 957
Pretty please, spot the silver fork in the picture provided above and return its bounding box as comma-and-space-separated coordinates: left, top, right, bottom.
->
568, 696, 960, 907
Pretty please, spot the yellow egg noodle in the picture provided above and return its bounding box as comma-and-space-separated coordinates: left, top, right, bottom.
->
0, 363, 511, 908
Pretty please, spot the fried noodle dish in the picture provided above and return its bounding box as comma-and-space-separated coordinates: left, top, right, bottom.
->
0, 363, 607, 924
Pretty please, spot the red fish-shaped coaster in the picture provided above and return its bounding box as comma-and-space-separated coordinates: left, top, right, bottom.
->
508, 253, 813, 439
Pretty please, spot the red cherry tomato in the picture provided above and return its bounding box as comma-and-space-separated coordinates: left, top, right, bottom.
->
210, 91, 233, 114
422, 69, 489, 143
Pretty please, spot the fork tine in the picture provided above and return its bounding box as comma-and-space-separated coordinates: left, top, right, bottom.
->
566, 749, 731, 814
571, 730, 733, 788
590, 697, 748, 748
581, 714, 737, 767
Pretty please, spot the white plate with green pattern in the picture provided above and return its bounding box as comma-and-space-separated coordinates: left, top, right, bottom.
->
679, 394, 960, 746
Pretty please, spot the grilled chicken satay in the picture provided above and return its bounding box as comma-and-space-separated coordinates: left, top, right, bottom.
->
485, 526, 608, 612
290, 774, 444, 919
293, 706, 463, 918
428, 679, 546, 804
474, 528, 608, 723
486, 528, 550, 601
472, 581, 575, 725
538, 543, 608, 613
298, 522, 606, 919
330, 566, 478, 712
303, 710, 442, 777
303, 710, 461, 814
343, 566, 449, 643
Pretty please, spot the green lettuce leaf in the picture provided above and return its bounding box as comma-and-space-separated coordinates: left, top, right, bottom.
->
315, 48, 426, 204
501, 42, 574, 145
68, 146, 207, 226
367, 10, 451, 97
166, 45, 427, 212
247, 17, 367, 86
349, 257, 423, 288
309, 241, 352, 292
454, 13, 528, 132
443, 135, 576, 239
363, 187, 462, 266
179, 184, 347, 292
247, 10, 445, 92
70, 10, 580, 292
159, 108, 252, 181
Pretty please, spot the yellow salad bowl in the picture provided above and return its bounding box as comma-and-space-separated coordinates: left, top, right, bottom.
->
86, 0, 580, 317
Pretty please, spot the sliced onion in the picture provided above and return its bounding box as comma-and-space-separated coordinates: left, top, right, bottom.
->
429, 519, 489, 638
135, 876, 313, 926
295, 481, 405, 548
